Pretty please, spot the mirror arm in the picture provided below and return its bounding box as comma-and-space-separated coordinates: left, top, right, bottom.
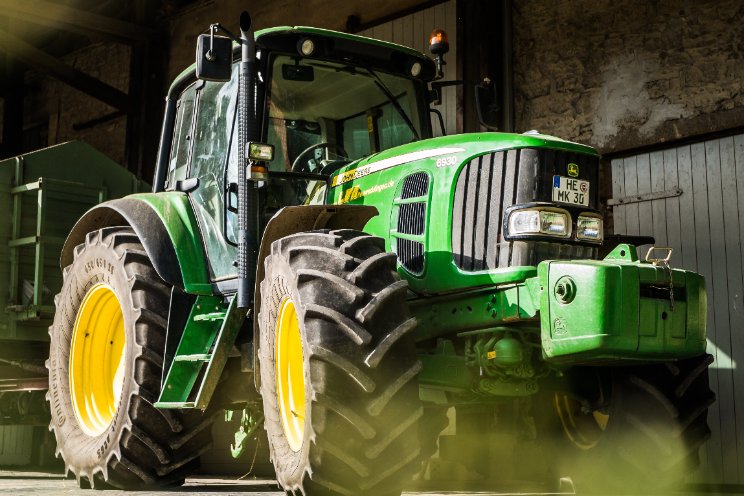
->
429, 79, 464, 105
429, 108, 446, 136
208, 22, 243, 45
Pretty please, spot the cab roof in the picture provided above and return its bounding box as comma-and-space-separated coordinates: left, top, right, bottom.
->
169, 25, 436, 96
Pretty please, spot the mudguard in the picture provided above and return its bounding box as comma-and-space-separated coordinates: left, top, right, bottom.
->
60, 192, 212, 295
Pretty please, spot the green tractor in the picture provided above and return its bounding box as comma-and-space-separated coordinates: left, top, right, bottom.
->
47, 12, 713, 495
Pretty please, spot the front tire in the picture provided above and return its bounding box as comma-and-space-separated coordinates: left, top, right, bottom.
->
259, 229, 426, 495
543, 354, 714, 493
47, 227, 213, 489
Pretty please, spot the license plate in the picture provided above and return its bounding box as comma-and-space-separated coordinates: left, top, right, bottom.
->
553, 175, 590, 206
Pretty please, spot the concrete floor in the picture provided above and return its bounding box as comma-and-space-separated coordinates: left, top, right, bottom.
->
0, 471, 572, 495
0, 471, 741, 495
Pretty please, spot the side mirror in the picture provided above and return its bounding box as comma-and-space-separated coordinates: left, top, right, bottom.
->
196, 32, 232, 81
475, 78, 500, 130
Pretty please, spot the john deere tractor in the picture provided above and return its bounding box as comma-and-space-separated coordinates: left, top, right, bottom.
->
47, 12, 713, 495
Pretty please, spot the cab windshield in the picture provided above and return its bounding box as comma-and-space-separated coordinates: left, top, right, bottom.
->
265, 54, 426, 173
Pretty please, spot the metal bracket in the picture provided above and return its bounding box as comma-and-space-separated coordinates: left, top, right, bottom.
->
646, 247, 675, 310
645, 246, 673, 265
607, 188, 682, 206
227, 407, 264, 459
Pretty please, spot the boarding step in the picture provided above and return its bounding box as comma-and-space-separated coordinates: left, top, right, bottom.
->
155, 295, 244, 410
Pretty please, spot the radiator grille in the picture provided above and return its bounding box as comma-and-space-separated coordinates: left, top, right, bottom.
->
452, 150, 517, 271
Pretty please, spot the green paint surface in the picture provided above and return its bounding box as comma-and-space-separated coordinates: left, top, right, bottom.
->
537, 255, 706, 361
326, 132, 595, 294
127, 192, 212, 295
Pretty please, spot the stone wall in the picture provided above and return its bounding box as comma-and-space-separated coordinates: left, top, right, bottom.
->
513, 0, 744, 153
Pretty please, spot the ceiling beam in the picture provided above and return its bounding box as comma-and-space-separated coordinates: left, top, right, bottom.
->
0, 0, 156, 43
0, 29, 129, 111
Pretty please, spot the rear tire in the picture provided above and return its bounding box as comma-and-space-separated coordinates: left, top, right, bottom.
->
258, 229, 426, 495
47, 227, 213, 489
541, 354, 714, 493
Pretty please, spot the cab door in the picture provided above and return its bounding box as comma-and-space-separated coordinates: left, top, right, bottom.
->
166, 67, 239, 283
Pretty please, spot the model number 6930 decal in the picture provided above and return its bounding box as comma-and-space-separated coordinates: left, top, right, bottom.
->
435, 155, 458, 168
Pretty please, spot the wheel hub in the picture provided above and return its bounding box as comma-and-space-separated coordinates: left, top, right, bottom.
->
554, 393, 609, 450
275, 298, 306, 452
69, 284, 126, 437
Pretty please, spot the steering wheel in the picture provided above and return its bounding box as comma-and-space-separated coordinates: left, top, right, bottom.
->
291, 142, 349, 172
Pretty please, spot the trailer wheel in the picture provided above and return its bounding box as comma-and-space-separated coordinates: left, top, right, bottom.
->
259, 229, 426, 496
545, 354, 714, 493
47, 227, 213, 489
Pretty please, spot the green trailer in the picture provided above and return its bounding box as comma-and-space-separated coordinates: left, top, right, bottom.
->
0, 141, 144, 433
45, 12, 713, 495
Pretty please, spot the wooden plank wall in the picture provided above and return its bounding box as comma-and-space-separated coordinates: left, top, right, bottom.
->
611, 133, 744, 484
358, 0, 457, 137
0, 426, 33, 465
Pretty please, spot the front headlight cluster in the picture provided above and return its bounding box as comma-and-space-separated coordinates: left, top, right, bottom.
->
505, 206, 603, 243
509, 209, 570, 237
576, 215, 603, 241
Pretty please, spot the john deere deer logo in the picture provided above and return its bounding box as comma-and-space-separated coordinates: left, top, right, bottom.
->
567, 163, 579, 177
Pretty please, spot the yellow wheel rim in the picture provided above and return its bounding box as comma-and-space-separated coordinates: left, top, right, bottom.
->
554, 393, 609, 450
69, 284, 126, 437
275, 298, 306, 452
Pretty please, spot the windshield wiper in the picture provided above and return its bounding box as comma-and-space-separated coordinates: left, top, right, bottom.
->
358, 64, 420, 141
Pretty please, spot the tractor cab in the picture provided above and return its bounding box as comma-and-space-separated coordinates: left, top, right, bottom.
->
155, 26, 437, 281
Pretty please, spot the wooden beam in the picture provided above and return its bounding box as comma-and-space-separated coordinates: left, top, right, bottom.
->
0, 29, 129, 111
0, 0, 155, 43
1, 55, 24, 158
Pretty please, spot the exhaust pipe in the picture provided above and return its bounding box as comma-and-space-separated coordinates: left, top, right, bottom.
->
237, 11, 258, 310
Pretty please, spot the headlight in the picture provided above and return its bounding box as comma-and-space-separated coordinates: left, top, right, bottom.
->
577, 215, 603, 242
508, 208, 570, 238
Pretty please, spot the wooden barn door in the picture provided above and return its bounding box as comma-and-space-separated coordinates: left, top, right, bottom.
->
611, 133, 744, 484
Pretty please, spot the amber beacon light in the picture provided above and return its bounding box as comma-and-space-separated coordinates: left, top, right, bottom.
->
429, 28, 449, 55
429, 28, 449, 79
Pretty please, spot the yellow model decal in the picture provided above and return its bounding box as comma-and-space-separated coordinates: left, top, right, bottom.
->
338, 180, 395, 204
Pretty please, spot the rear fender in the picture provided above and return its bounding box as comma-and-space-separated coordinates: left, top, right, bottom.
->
61, 193, 212, 295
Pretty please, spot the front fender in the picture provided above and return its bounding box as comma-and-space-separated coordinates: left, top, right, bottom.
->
61, 192, 212, 295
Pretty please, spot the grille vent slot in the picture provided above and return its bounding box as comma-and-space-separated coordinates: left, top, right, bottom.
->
401, 172, 429, 199
395, 172, 430, 274
397, 203, 426, 235
396, 238, 425, 274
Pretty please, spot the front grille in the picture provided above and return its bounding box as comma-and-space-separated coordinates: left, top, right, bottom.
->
452, 148, 598, 271
452, 150, 518, 271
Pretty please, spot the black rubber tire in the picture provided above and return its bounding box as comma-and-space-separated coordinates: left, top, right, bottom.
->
258, 229, 427, 496
540, 354, 715, 494
47, 227, 214, 489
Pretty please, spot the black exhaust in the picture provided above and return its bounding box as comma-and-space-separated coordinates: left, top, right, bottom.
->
237, 11, 258, 310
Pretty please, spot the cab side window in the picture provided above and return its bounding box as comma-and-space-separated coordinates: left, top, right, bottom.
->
166, 84, 197, 189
